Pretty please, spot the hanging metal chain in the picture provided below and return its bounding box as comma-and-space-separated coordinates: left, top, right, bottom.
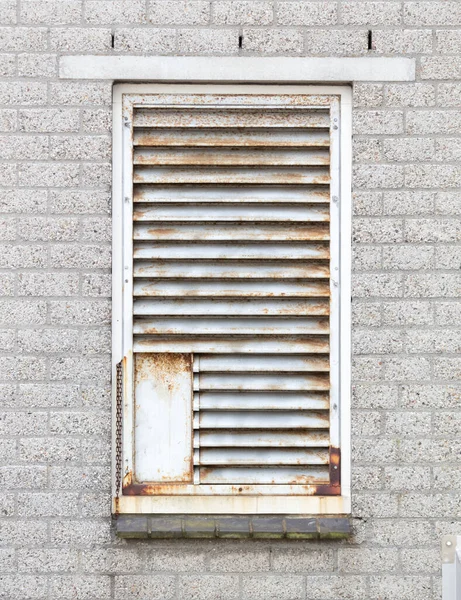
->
115, 361, 123, 503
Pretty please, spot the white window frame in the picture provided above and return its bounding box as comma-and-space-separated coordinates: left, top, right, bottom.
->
112, 83, 352, 516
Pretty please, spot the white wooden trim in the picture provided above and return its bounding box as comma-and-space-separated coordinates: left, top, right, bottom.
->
112, 84, 352, 515
62, 56, 415, 82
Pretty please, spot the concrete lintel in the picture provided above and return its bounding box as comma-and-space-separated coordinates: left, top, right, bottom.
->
59, 56, 415, 82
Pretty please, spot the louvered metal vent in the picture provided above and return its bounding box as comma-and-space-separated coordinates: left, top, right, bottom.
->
125, 93, 341, 496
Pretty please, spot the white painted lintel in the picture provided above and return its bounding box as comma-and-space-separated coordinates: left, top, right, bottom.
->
59, 56, 415, 82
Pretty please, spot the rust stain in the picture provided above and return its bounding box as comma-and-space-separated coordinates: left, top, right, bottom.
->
122, 470, 132, 489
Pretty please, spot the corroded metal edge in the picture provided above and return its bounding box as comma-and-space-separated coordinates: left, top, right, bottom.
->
115, 514, 351, 539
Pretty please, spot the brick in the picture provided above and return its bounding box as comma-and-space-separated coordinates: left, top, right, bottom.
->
405, 218, 461, 243
400, 440, 461, 464
353, 273, 402, 297
19, 163, 79, 188
369, 575, 431, 600
352, 466, 383, 490
50, 576, 112, 599
80, 492, 111, 517
150, 0, 209, 24
353, 439, 398, 463
0, 575, 47, 599
0, 439, 16, 463
17, 218, 79, 242
207, 548, 269, 571
373, 29, 432, 53
343, 2, 402, 25
353, 137, 382, 162
305, 30, 367, 55
20, 0, 81, 24
49, 82, 112, 106
353, 191, 382, 215
242, 29, 303, 54
50, 245, 111, 268
81, 548, 142, 573
383, 138, 434, 162
353, 165, 404, 189
384, 83, 435, 107
0, 27, 47, 51
405, 165, 461, 189
49, 410, 109, 437
114, 28, 176, 53
438, 84, 461, 108
80, 163, 111, 188
50, 135, 110, 161
383, 357, 431, 381
437, 30, 461, 54
80, 385, 111, 409
241, 575, 304, 600
353, 218, 403, 243
434, 358, 461, 381
50, 520, 112, 546
49, 190, 110, 214
81, 328, 110, 354
0, 356, 47, 380
436, 139, 461, 162
384, 466, 431, 491
115, 575, 176, 599
0, 109, 16, 131
18, 493, 79, 517
214, 1, 272, 25
17, 549, 78, 573
50, 28, 112, 52
0, 162, 16, 185
400, 548, 440, 574
0, 546, 16, 568
385, 411, 431, 435
0, 0, 16, 24
402, 383, 461, 408
352, 301, 382, 326
421, 57, 461, 79
353, 110, 403, 135
437, 303, 461, 326
178, 28, 238, 54
49, 356, 111, 383
81, 273, 111, 297
18, 53, 57, 78
303, 576, 367, 600
49, 300, 111, 325
382, 245, 434, 270
436, 246, 461, 269
19, 108, 80, 132
82, 108, 111, 133
0, 135, 48, 160
18, 328, 79, 353
17, 384, 80, 409
0, 246, 47, 269
404, 1, 461, 26
0, 299, 46, 325
383, 191, 434, 215
338, 548, 398, 573
405, 329, 461, 354
0, 53, 16, 76
352, 330, 403, 354
49, 466, 110, 491
371, 519, 434, 547
405, 273, 461, 298
145, 547, 206, 570
0, 466, 47, 489
353, 83, 383, 108
84, 0, 147, 24
0, 273, 15, 295
352, 245, 382, 271
407, 110, 461, 135
277, 2, 337, 26
351, 411, 382, 436
434, 467, 461, 490
352, 494, 399, 518
0, 520, 48, 546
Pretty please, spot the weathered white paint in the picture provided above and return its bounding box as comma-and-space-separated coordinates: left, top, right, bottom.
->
61, 55, 415, 82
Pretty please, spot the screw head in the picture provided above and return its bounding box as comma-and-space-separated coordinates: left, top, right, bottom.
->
447, 541, 453, 547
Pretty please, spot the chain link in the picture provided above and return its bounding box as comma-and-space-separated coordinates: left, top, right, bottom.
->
115, 361, 123, 500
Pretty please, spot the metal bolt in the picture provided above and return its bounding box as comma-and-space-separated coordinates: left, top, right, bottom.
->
332, 196, 339, 203
447, 541, 453, 547
125, 196, 129, 202
333, 124, 338, 130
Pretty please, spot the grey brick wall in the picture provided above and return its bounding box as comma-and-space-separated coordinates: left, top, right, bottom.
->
0, 1, 460, 598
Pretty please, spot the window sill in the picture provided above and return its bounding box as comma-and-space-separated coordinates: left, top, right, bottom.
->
115, 514, 351, 540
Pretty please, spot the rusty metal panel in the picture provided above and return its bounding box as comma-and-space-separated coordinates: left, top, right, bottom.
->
126, 95, 340, 493
134, 353, 193, 483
